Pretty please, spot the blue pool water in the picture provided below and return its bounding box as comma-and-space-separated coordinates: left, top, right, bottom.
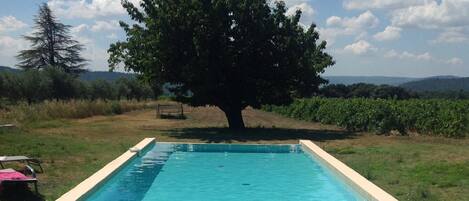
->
85, 143, 365, 201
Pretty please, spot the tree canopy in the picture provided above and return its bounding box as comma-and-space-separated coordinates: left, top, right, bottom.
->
109, 0, 334, 129
16, 4, 87, 75
319, 83, 414, 100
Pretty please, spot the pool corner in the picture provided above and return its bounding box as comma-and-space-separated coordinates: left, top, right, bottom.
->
57, 138, 156, 201
299, 140, 398, 201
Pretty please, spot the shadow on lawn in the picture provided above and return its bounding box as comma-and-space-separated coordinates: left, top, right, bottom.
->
0, 184, 44, 201
163, 127, 356, 143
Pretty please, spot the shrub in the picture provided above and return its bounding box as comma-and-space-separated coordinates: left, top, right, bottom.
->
110, 101, 123, 114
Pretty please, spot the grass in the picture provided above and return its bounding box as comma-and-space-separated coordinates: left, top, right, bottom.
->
325, 142, 469, 201
0, 99, 157, 124
0, 105, 468, 200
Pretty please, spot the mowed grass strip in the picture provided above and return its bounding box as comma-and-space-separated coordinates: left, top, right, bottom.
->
0, 106, 468, 200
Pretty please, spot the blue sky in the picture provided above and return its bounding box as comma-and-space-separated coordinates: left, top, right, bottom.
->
0, 0, 468, 77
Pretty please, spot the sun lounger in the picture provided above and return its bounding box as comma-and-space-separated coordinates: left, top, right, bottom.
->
0, 165, 38, 193
0, 156, 43, 173
0, 124, 15, 128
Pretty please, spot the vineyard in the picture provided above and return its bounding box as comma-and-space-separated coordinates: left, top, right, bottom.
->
262, 98, 469, 137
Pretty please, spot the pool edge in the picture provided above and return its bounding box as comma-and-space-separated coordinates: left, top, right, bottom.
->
56, 138, 156, 201
299, 140, 398, 201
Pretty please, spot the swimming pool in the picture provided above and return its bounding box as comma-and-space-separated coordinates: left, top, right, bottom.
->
83, 142, 366, 201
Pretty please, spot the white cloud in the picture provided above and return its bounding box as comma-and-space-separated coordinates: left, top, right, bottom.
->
107, 33, 118, 40
355, 32, 368, 40
48, 0, 141, 19
326, 11, 379, 31
0, 35, 28, 66
384, 49, 464, 65
70, 33, 109, 71
0, 36, 22, 48
70, 21, 120, 34
286, 3, 314, 16
285, 2, 315, 27
343, 40, 377, 55
326, 16, 341, 26
90, 20, 119, 32
343, 0, 426, 10
446, 57, 463, 65
373, 26, 402, 41
82, 44, 110, 71
431, 28, 469, 44
0, 16, 27, 32
384, 49, 432, 61
321, 11, 379, 44
391, 0, 469, 29
281, 0, 309, 5
317, 28, 342, 45
75, 35, 93, 45
71, 24, 89, 34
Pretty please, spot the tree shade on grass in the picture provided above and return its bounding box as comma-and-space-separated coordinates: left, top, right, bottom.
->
109, 0, 334, 129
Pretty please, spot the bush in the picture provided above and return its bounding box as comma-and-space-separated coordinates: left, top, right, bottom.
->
262, 98, 469, 137
110, 102, 123, 114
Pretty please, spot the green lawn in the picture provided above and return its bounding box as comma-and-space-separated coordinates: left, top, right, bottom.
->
326, 141, 469, 201
0, 107, 468, 201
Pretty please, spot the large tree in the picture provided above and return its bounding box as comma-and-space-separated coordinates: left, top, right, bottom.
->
16, 4, 87, 75
109, 0, 334, 129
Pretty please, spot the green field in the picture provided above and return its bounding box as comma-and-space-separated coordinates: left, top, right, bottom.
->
0, 104, 468, 201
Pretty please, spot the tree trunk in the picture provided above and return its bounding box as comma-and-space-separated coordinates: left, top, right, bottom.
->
222, 107, 245, 129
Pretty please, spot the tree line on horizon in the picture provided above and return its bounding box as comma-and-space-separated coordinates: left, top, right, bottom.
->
318, 83, 415, 100
0, 69, 156, 105
317, 83, 469, 100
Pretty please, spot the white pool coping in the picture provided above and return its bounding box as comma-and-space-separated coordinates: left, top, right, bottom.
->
56, 138, 156, 201
299, 140, 398, 201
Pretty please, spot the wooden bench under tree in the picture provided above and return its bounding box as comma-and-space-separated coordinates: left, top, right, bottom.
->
156, 104, 184, 119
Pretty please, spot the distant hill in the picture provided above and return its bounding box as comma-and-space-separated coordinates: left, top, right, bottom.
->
0, 66, 134, 81
400, 77, 469, 92
0, 66, 20, 73
3, 66, 468, 91
324, 76, 420, 86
